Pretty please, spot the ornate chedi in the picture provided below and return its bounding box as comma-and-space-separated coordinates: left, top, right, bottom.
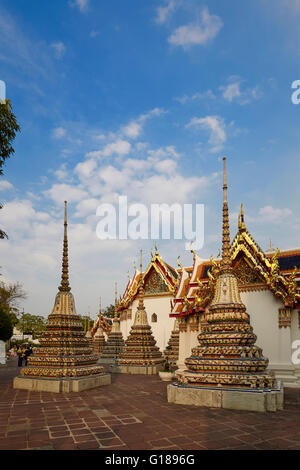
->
14, 202, 110, 393
168, 158, 283, 412
85, 316, 93, 348
163, 319, 179, 367
118, 250, 165, 375
93, 300, 106, 356
98, 284, 125, 365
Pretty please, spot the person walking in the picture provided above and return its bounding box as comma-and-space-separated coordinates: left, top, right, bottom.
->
17, 345, 24, 367
24, 345, 32, 366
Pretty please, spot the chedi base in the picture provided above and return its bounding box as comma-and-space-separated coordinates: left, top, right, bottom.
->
119, 363, 165, 375
13, 373, 111, 393
167, 382, 284, 412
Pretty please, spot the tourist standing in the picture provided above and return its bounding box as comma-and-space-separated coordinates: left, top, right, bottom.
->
17, 346, 24, 367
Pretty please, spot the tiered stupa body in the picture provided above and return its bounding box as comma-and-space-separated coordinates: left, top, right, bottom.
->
13, 202, 111, 393
98, 285, 125, 365
164, 320, 179, 367
168, 158, 283, 412
93, 301, 107, 356
119, 251, 165, 375
85, 326, 93, 348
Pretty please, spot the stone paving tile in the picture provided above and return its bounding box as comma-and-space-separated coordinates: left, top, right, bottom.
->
1, 358, 300, 450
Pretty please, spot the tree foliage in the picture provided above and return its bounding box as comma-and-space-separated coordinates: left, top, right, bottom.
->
0, 100, 20, 175
0, 306, 13, 341
0, 281, 27, 340
16, 313, 46, 339
103, 304, 117, 318
0, 99, 21, 239
80, 315, 95, 332
0, 281, 27, 312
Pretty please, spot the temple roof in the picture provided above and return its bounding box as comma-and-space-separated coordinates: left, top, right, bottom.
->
118, 246, 178, 311
171, 206, 300, 317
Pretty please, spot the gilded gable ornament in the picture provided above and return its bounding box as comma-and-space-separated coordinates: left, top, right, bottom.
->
143, 269, 169, 294
234, 258, 265, 286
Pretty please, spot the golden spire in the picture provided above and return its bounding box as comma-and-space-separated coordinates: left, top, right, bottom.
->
155, 242, 158, 255
99, 297, 102, 317
138, 249, 144, 293
58, 201, 71, 293
238, 203, 246, 232
137, 249, 146, 310
266, 239, 276, 254
114, 282, 118, 320
220, 157, 232, 273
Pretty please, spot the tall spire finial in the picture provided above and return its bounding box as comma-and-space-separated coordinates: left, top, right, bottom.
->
221, 158, 232, 273
114, 282, 118, 319
239, 203, 246, 232
99, 297, 102, 317
58, 201, 71, 292
138, 249, 145, 304
223, 156, 228, 203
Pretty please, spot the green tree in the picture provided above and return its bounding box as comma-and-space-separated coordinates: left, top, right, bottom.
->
0, 281, 27, 311
0, 100, 20, 175
16, 313, 46, 339
0, 306, 13, 341
103, 304, 116, 318
0, 99, 21, 239
0, 281, 26, 333
80, 315, 94, 332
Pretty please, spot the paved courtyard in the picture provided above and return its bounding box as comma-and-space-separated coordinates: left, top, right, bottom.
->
1, 358, 300, 450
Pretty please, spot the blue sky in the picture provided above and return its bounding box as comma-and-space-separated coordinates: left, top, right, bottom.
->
0, 0, 300, 317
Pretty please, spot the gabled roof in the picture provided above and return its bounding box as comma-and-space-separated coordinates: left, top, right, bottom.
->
118, 247, 178, 311
171, 206, 300, 318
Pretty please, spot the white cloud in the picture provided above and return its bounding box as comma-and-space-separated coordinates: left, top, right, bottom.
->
221, 82, 241, 102
50, 41, 66, 59
101, 139, 132, 158
44, 184, 88, 205
122, 121, 142, 139
259, 206, 292, 223
155, 0, 178, 24
220, 77, 262, 105
186, 115, 226, 153
54, 164, 69, 181
121, 108, 166, 140
168, 7, 223, 48
52, 127, 67, 139
0, 199, 50, 233
0, 180, 13, 191
175, 89, 216, 104
69, 0, 89, 13
75, 159, 97, 180
154, 159, 177, 174
74, 198, 99, 218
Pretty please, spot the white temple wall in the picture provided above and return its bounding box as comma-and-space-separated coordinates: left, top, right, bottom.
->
291, 309, 300, 381
240, 290, 299, 386
177, 328, 198, 370
120, 295, 173, 352
240, 290, 284, 364
177, 290, 300, 387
